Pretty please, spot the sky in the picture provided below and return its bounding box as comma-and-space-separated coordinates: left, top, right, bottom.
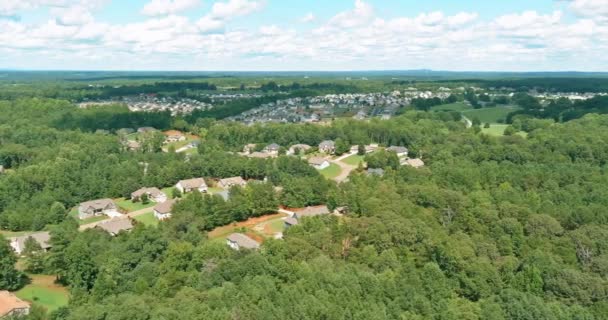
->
1, 0, 608, 71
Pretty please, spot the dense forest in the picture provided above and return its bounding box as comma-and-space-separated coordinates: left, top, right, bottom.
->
1, 94, 608, 319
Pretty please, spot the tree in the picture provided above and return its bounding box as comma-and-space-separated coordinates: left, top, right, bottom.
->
0, 235, 24, 290
357, 144, 366, 156
23, 237, 46, 274
484, 123, 490, 129
334, 138, 350, 155
172, 188, 182, 199
141, 193, 150, 205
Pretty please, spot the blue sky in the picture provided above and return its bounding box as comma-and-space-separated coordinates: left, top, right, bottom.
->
1, 0, 607, 71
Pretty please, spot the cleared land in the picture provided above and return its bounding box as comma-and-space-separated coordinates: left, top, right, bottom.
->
208, 213, 287, 243
319, 163, 342, 179
341, 154, 364, 166
462, 106, 521, 123
15, 275, 69, 314
431, 102, 471, 112
132, 212, 159, 227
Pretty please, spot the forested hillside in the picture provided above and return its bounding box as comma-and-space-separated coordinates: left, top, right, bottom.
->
1, 98, 608, 320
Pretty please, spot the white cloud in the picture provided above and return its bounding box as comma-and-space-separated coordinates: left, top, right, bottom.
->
208, 0, 265, 19
300, 13, 315, 23
142, 0, 201, 16
568, 0, 608, 21
52, 5, 94, 25
328, 0, 374, 28
447, 12, 478, 26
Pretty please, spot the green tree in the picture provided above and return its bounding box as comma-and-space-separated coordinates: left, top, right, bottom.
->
0, 235, 24, 290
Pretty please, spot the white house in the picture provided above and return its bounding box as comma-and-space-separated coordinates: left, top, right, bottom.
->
226, 233, 260, 250
288, 144, 312, 155
218, 177, 247, 189
9, 232, 51, 255
130, 187, 167, 203
308, 157, 330, 170
78, 199, 120, 220
153, 200, 175, 220
386, 146, 409, 158
175, 178, 208, 194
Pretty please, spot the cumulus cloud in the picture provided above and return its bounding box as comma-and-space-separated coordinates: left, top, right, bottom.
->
142, 0, 201, 16
195, 0, 265, 33
568, 0, 608, 21
300, 13, 315, 23
328, 0, 374, 28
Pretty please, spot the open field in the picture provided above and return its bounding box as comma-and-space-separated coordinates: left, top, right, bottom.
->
481, 124, 528, 138
341, 154, 364, 166
133, 212, 159, 227
208, 213, 287, 243
15, 275, 69, 314
319, 163, 342, 179
431, 102, 471, 112
462, 106, 521, 123
115, 198, 155, 212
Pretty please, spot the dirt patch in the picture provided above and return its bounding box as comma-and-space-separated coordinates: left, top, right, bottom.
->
28, 275, 67, 293
208, 213, 287, 239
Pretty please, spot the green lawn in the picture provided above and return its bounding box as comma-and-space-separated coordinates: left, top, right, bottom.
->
133, 212, 159, 227
341, 154, 364, 166
481, 124, 528, 138
266, 218, 286, 234
319, 163, 342, 179
115, 198, 155, 212
208, 187, 224, 194
462, 106, 521, 123
0, 230, 31, 237
162, 187, 176, 199
431, 102, 472, 112
15, 275, 69, 314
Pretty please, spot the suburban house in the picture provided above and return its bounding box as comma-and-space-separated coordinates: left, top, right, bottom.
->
9, 232, 51, 255
163, 130, 186, 143
243, 143, 257, 154
96, 218, 134, 236
308, 157, 330, 170
218, 176, 247, 189
318, 140, 336, 154
153, 199, 175, 220
386, 146, 409, 158
295, 205, 331, 219
263, 143, 281, 155
365, 144, 380, 153
125, 140, 141, 151
137, 127, 156, 133
175, 178, 208, 194
247, 151, 273, 159
288, 144, 312, 155
285, 205, 332, 227
0, 291, 30, 318
404, 158, 425, 168
226, 233, 260, 250
78, 199, 119, 220
131, 187, 167, 203
367, 168, 385, 177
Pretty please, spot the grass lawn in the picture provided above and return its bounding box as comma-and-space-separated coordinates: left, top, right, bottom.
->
319, 163, 342, 179
431, 102, 472, 112
15, 275, 69, 314
208, 187, 224, 194
341, 154, 364, 166
462, 105, 521, 123
132, 212, 159, 227
481, 124, 528, 138
0, 230, 31, 237
115, 198, 155, 212
161, 187, 176, 199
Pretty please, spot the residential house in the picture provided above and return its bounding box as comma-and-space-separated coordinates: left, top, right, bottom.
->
404, 158, 425, 168
263, 143, 281, 155
96, 218, 134, 236
365, 144, 379, 153
131, 187, 167, 203
226, 233, 260, 250
125, 140, 141, 151
318, 140, 336, 154
386, 146, 409, 158
295, 205, 331, 219
137, 127, 156, 133
163, 130, 186, 143
308, 157, 330, 170
243, 143, 257, 154
247, 151, 273, 159
153, 199, 175, 220
9, 232, 51, 255
78, 199, 119, 220
218, 177, 247, 189
0, 291, 30, 318
175, 178, 208, 194
288, 144, 312, 155
366, 168, 385, 177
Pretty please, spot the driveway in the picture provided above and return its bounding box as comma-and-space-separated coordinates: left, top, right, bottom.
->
78, 207, 155, 231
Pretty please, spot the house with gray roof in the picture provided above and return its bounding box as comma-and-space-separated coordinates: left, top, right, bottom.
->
96, 218, 134, 236
386, 146, 409, 157
226, 233, 260, 250
318, 140, 336, 154
78, 199, 119, 220
131, 187, 167, 203
295, 205, 331, 219
263, 143, 281, 155
175, 178, 208, 194
218, 177, 247, 189
153, 199, 176, 220
9, 232, 51, 255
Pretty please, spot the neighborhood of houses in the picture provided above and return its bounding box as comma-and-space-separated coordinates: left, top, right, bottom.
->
79, 94, 213, 116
